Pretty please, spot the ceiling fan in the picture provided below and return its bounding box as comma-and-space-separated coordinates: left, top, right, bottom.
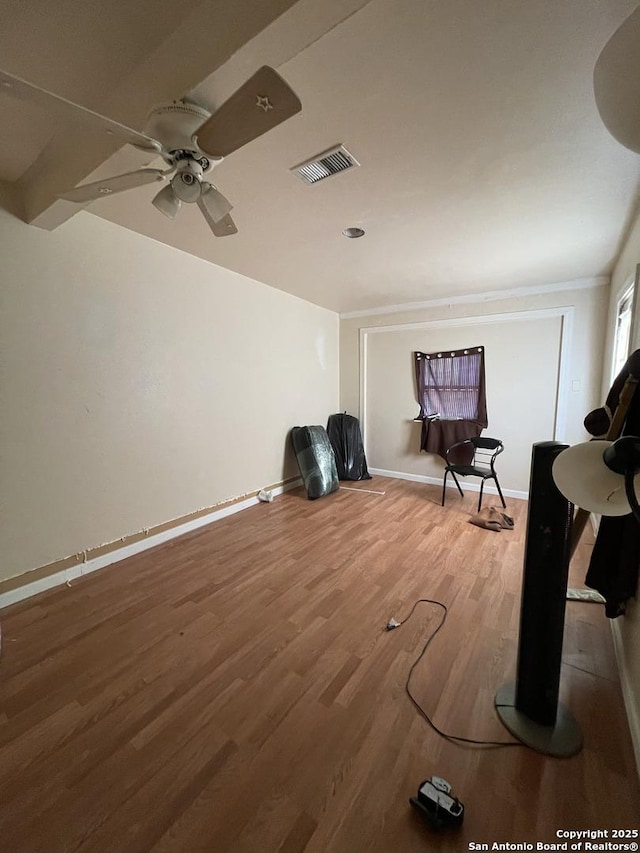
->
0, 65, 302, 236
593, 6, 640, 154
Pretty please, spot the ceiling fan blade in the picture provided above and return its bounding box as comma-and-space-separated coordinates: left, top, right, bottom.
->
593, 7, 640, 153
199, 183, 233, 223
194, 66, 301, 159
197, 200, 238, 237
0, 68, 164, 154
60, 168, 168, 203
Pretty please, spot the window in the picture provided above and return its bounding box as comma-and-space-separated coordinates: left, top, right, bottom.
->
414, 346, 487, 422
612, 283, 635, 383
414, 346, 488, 460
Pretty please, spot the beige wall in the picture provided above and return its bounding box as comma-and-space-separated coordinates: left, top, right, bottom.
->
363, 314, 563, 494
340, 283, 609, 493
604, 208, 640, 764
0, 208, 339, 582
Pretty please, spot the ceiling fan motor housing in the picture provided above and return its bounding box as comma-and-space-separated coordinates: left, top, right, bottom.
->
143, 101, 213, 158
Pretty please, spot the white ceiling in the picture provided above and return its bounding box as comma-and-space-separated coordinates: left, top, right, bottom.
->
2, 0, 640, 314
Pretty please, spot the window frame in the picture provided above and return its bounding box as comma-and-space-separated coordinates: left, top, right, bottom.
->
611, 279, 636, 384
414, 346, 487, 425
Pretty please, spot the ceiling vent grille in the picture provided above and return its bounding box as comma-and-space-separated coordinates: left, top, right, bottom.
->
291, 145, 359, 185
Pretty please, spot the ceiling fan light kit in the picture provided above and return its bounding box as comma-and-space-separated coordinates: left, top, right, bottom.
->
199, 185, 233, 222
151, 184, 182, 220
1, 65, 302, 237
170, 160, 205, 203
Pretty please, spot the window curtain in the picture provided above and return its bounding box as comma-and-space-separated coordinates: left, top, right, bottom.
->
414, 346, 487, 461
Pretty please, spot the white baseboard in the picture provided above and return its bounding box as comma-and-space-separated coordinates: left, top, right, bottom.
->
0, 479, 302, 610
610, 619, 640, 779
369, 468, 528, 501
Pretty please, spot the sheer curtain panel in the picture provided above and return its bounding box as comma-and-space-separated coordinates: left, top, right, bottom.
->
414, 346, 487, 461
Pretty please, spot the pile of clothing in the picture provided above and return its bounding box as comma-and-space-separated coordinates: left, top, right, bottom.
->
468, 506, 514, 532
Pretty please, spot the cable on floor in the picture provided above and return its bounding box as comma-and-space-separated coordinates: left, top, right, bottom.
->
386, 598, 523, 749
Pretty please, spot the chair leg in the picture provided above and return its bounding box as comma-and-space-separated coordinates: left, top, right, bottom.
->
494, 475, 507, 508
478, 480, 485, 513
442, 471, 448, 506
450, 472, 464, 498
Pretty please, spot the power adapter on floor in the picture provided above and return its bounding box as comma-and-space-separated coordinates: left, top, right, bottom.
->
386, 618, 401, 630
409, 776, 464, 830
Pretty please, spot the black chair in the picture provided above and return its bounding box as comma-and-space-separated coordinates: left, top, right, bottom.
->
441, 436, 506, 513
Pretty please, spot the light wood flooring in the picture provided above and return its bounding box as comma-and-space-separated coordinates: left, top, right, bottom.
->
0, 477, 638, 852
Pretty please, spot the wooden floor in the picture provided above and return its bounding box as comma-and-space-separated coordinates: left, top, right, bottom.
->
1, 478, 638, 852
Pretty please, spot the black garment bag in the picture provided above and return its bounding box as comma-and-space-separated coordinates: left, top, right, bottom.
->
326, 413, 371, 481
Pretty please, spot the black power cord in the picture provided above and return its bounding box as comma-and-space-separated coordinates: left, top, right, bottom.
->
386, 598, 523, 749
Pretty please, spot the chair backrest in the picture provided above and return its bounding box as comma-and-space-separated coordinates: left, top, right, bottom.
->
469, 436, 504, 471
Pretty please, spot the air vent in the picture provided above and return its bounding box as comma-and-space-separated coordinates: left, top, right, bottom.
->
291, 145, 360, 185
